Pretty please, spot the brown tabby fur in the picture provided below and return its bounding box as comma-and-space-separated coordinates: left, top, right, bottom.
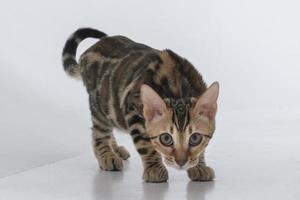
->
62, 28, 219, 182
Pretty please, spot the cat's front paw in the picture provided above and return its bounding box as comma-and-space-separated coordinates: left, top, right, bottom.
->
98, 152, 123, 171
187, 165, 215, 181
143, 164, 168, 183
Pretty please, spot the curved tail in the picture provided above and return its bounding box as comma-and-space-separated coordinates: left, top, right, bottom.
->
62, 28, 107, 78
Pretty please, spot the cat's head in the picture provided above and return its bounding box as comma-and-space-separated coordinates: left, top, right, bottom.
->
141, 82, 219, 169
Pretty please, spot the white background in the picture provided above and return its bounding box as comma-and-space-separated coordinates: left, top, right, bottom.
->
0, 0, 299, 199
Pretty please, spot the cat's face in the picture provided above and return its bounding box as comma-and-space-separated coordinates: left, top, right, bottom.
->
141, 82, 219, 169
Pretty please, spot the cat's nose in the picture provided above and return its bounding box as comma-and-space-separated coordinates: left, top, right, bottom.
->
175, 157, 187, 167
175, 150, 188, 167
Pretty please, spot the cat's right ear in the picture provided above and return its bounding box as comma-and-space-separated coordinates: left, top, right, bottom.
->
140, 84, 167, 123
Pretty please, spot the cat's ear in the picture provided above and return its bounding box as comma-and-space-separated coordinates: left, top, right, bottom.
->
193, 82, 219, 120
140, 84, 167, 123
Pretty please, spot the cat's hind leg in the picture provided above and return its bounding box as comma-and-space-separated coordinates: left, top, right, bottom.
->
111, 135, 130, 160
92, 118, 123, 171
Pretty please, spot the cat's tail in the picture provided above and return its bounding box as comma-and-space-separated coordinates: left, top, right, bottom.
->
62, 28, 107, 78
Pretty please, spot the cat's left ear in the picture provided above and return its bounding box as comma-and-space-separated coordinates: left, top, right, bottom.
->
193, 81, 219, 120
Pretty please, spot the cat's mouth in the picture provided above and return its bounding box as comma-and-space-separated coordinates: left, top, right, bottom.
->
163, 157, 196, 170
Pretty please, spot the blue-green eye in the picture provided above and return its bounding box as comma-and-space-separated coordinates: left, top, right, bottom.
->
189, 133, 203, 146
159, 133, 173, 146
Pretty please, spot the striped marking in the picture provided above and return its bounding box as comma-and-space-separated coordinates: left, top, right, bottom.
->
169, 99, 191, 132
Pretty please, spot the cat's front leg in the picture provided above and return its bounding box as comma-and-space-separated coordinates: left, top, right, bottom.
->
126, 112, 168, 183
187, 152, 215, 181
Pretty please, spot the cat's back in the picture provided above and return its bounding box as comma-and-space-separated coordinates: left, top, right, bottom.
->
82, 35, 154, 60
78, 35, 159, 91
79, 35, 206, 99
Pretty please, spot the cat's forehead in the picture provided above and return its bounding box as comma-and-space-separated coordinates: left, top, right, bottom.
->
164, 97, 195, 107
164, 98, 195, 132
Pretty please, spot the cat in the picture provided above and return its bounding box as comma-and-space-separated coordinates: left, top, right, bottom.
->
62, 28, 219, 183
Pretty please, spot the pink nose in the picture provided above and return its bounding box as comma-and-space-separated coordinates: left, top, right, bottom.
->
175, 158, 187, 167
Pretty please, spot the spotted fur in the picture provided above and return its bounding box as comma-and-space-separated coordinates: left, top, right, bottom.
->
62, 28, 219, 182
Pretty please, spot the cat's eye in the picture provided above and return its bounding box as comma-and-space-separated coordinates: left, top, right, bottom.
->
159, 133, 173, 146
189, 133, 203, 146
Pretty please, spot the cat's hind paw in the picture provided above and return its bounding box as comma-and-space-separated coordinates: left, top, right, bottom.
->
115, 146, 130, 160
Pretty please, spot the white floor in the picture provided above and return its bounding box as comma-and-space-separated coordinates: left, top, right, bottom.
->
1, 109, 299, 200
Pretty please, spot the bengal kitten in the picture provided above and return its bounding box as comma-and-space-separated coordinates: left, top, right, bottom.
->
62, 28, 219, 183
